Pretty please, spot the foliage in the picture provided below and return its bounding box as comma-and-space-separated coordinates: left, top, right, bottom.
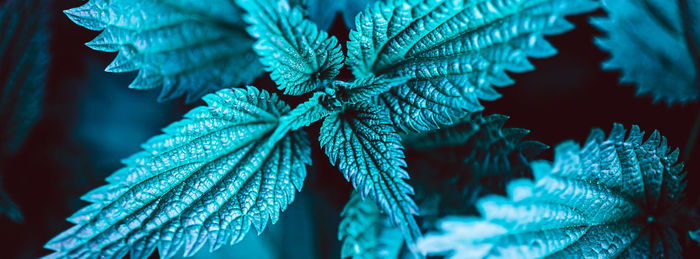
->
0, 0, 50, 222
420, 124, 689, 258
63, 0, 263, 102
338, 192, 403, 259
591, 0, 700, 104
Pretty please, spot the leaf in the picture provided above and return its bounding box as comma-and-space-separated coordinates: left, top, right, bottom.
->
319, 103, 421, 253
334, 75, 410, 105
348, 0, 599, 132
304, 0, 377, 30
0, 0, 49, 157
691, 229, 700, 245
591, 0, 700, 104
338, 191, 404, 259
64, 0, 263, 102
405, 113, 547, 216
419, 124, 688, 258
237, 0, 344, 95
44, 87, 311, 258
0, 176, 22, 222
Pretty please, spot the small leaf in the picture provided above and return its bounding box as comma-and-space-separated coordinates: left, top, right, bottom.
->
64, 0, 263, 102
348, 0, 598, 132
44, 87, 311, 258
237, 0, 344, 95
335, 75, 410, 105
0, 0, 49, 157
319, 103, 421, 253
405, 113, 547, 216
591, 0, 700, 104
338, 191, 403, 259
419, 124, 688, 258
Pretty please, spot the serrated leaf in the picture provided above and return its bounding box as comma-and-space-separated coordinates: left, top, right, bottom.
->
0, 0, 49, 157
319, 103, 421, 253
64, 0, 263, 102
419, 124, 688, 258
44, 87, 311, 259
348, 0, 598, 132
405, 113, 547, 216
305, 0, 376, 30
338, 191, 403, 259
335, 75, 410, 105
591, 0, 700, 104
237, 0, 344, 95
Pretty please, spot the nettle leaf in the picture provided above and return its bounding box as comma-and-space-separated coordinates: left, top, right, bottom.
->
64, 0, 263, 102
305, 0, 377, 30
45, 87, 311, 258
0, 0, 50, 223
237, 0, 344, 95
405, 113, 547, 216
348, 0, 598, 132
419, 124, 688, 258
319, 103, 421, 252
338, 191, 403, 259
591, 0, 700, 104
0, 0, 49, 157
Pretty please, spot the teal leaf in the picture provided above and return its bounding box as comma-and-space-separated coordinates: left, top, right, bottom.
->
348, 0, 598, 132
691, 229, 700, 244
64, 0, 263, 102
44, 87, 311, 258
405, 113, 547, 216
319, 103, 421, 253
0, 0, 49, 157
338, 191, 403, 259
305, 0, 376, 30
591, 0, 700, 104
237, 0, 344, 95
419, 124, 688, 258
334, 76, 410, 106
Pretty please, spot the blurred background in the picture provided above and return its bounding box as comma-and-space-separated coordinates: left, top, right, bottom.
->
0, 0, 699, 258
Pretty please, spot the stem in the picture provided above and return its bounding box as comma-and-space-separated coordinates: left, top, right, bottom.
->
684, 106, 700, 161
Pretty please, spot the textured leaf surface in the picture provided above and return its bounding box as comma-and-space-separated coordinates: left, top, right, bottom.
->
237, 0, 344, 95
405, 113, 547, 216
349, 0, 598, 132
419, 124, 687, 258
305, 0, 376, 30
338, 192, 403, 259
45, 87, 311, 258
591, 0, 700, 104
64, 0, 263, 102
320, 103, 421, 252
0, 0, 49, 157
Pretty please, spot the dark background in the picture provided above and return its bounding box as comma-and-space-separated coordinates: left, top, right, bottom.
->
1, 0, 699, 258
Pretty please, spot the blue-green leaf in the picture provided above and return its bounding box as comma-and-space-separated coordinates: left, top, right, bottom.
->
405, 113, 547, 216
591, 0, 700, 104
419, 124, 687, 258
1, 0, 49, 157
319, 103, 421, 253
237, 0, 344, 95
44, 87, 311, 258
64, 0, 263, 102
338, 191, 403, 259
305, 0, 376, 30
348, 0, 598, 132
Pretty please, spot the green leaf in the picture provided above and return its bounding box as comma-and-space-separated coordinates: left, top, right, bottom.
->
338, 191, 403, 259
44, 87, 311, 258
64, 0, 263, 102
319, 103, 421, 253
0, 0, 49, 157
591, 0, 700, 104
237, 0, 344, 95
348, 0, 598, 132
419, 124, 688, 258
